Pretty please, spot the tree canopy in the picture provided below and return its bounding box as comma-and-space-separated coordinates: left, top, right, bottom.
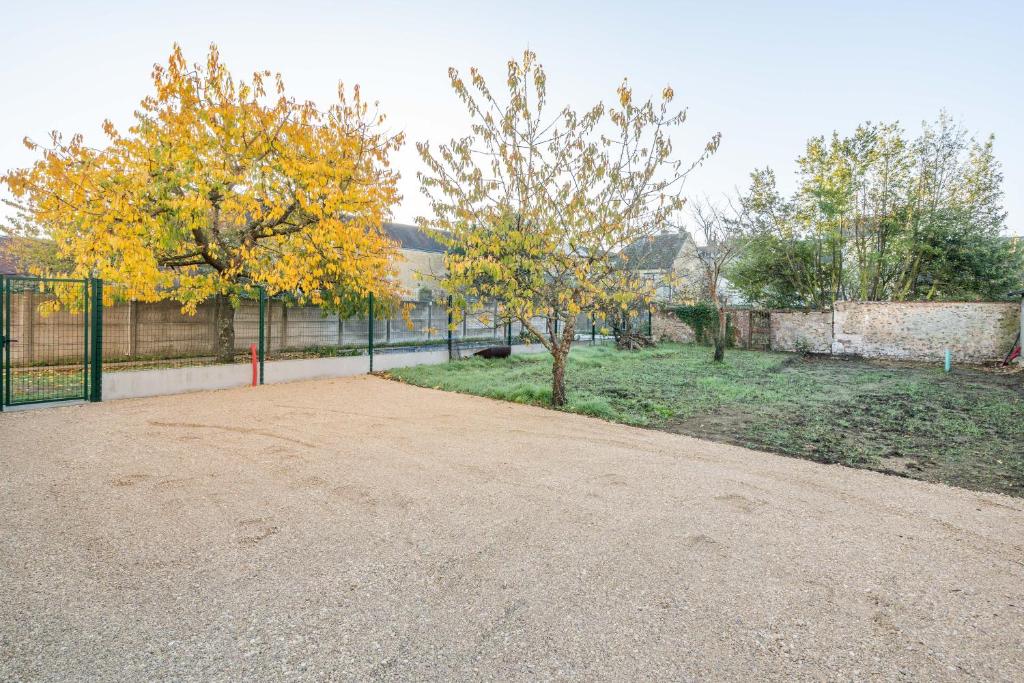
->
417, 50, 719, 405
3, 44, 404, 357
729, 113, 1022, 308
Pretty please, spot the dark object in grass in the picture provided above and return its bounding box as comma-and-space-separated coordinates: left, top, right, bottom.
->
473, 345, 512, 359
615, 332, 656, 351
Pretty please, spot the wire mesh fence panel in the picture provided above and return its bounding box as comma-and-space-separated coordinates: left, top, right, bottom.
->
385, 301, 441, 345
456, 302, 502, 342
100, 285, 264, 371
265, 301, 346, 358
263, 298, 451, 361
2, 277, 90, 405
0, 276, 654, 410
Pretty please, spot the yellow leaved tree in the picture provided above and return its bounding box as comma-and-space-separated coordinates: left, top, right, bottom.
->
2, 44, 403, 361
418, 51, 719, 406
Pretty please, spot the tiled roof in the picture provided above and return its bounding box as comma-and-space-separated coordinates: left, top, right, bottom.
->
383, 223, 447, 253
619, 232, 687, 271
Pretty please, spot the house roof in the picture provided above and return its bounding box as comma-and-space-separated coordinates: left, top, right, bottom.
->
383, 223, 447, 253
0, 237, 18, 275
619, 232, 687, 271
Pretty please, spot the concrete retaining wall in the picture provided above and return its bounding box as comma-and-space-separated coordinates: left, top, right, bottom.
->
102, 343, 552, 401
103, 363, 255, 401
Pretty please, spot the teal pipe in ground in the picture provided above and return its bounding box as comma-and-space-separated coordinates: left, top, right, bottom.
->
944, 349, 952, 373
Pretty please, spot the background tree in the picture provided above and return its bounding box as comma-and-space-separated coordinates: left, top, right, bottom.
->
418, 50, 719, 406
2, 45, 403, 362
729, 168, 843, 308
688, 198, 749, 361
728, 113, 1019, 307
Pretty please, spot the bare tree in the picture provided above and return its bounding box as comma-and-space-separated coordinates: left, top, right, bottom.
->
689, 198, 750, 362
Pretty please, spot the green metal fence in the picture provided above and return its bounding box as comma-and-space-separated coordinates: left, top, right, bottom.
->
0, 276, 101, 408
0, 275, 644, 409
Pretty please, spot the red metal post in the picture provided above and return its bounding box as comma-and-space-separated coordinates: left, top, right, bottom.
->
250, 343, 258, 386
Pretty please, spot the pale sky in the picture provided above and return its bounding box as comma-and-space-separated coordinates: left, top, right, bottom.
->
2, 0, 1021, 233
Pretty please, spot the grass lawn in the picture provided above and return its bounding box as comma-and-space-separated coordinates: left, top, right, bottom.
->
386, 343, 1024, 497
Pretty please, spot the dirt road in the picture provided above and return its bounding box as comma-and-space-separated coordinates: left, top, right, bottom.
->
2, 376, 1022, 680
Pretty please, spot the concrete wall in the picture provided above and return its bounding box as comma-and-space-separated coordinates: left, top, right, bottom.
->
102, 343, 552, 401
103, 362, 255, 400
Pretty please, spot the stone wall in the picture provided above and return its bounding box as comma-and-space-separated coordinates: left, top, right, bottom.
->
831, 301, 1018, 362
769, 310, 833, 354
652, 308, 756, 348
768, 301, 1020, 363
651, 309, 696, 343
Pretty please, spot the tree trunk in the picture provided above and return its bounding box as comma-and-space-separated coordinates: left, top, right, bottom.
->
551, 346, 568, 407
713, 305, 727, 363
214, 294, 236, 364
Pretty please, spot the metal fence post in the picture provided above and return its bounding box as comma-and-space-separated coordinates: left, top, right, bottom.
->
368, 292, 374, 373
82, 280, 89, 401
258, 287, 266, 385
2, 277, 9, 407
0, 277, 4, 412
447, 295, 453, 360
89, 278, 103, 402
592, 316, 596, 343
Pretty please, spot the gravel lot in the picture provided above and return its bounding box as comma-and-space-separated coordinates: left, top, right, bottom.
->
2, 376, 1023, 681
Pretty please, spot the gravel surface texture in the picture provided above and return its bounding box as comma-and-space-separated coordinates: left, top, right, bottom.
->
1, 375, 1022, 681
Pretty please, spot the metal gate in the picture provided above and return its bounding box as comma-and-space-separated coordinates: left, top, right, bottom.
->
1, 276, 99, 409
749, 309, 771, 350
